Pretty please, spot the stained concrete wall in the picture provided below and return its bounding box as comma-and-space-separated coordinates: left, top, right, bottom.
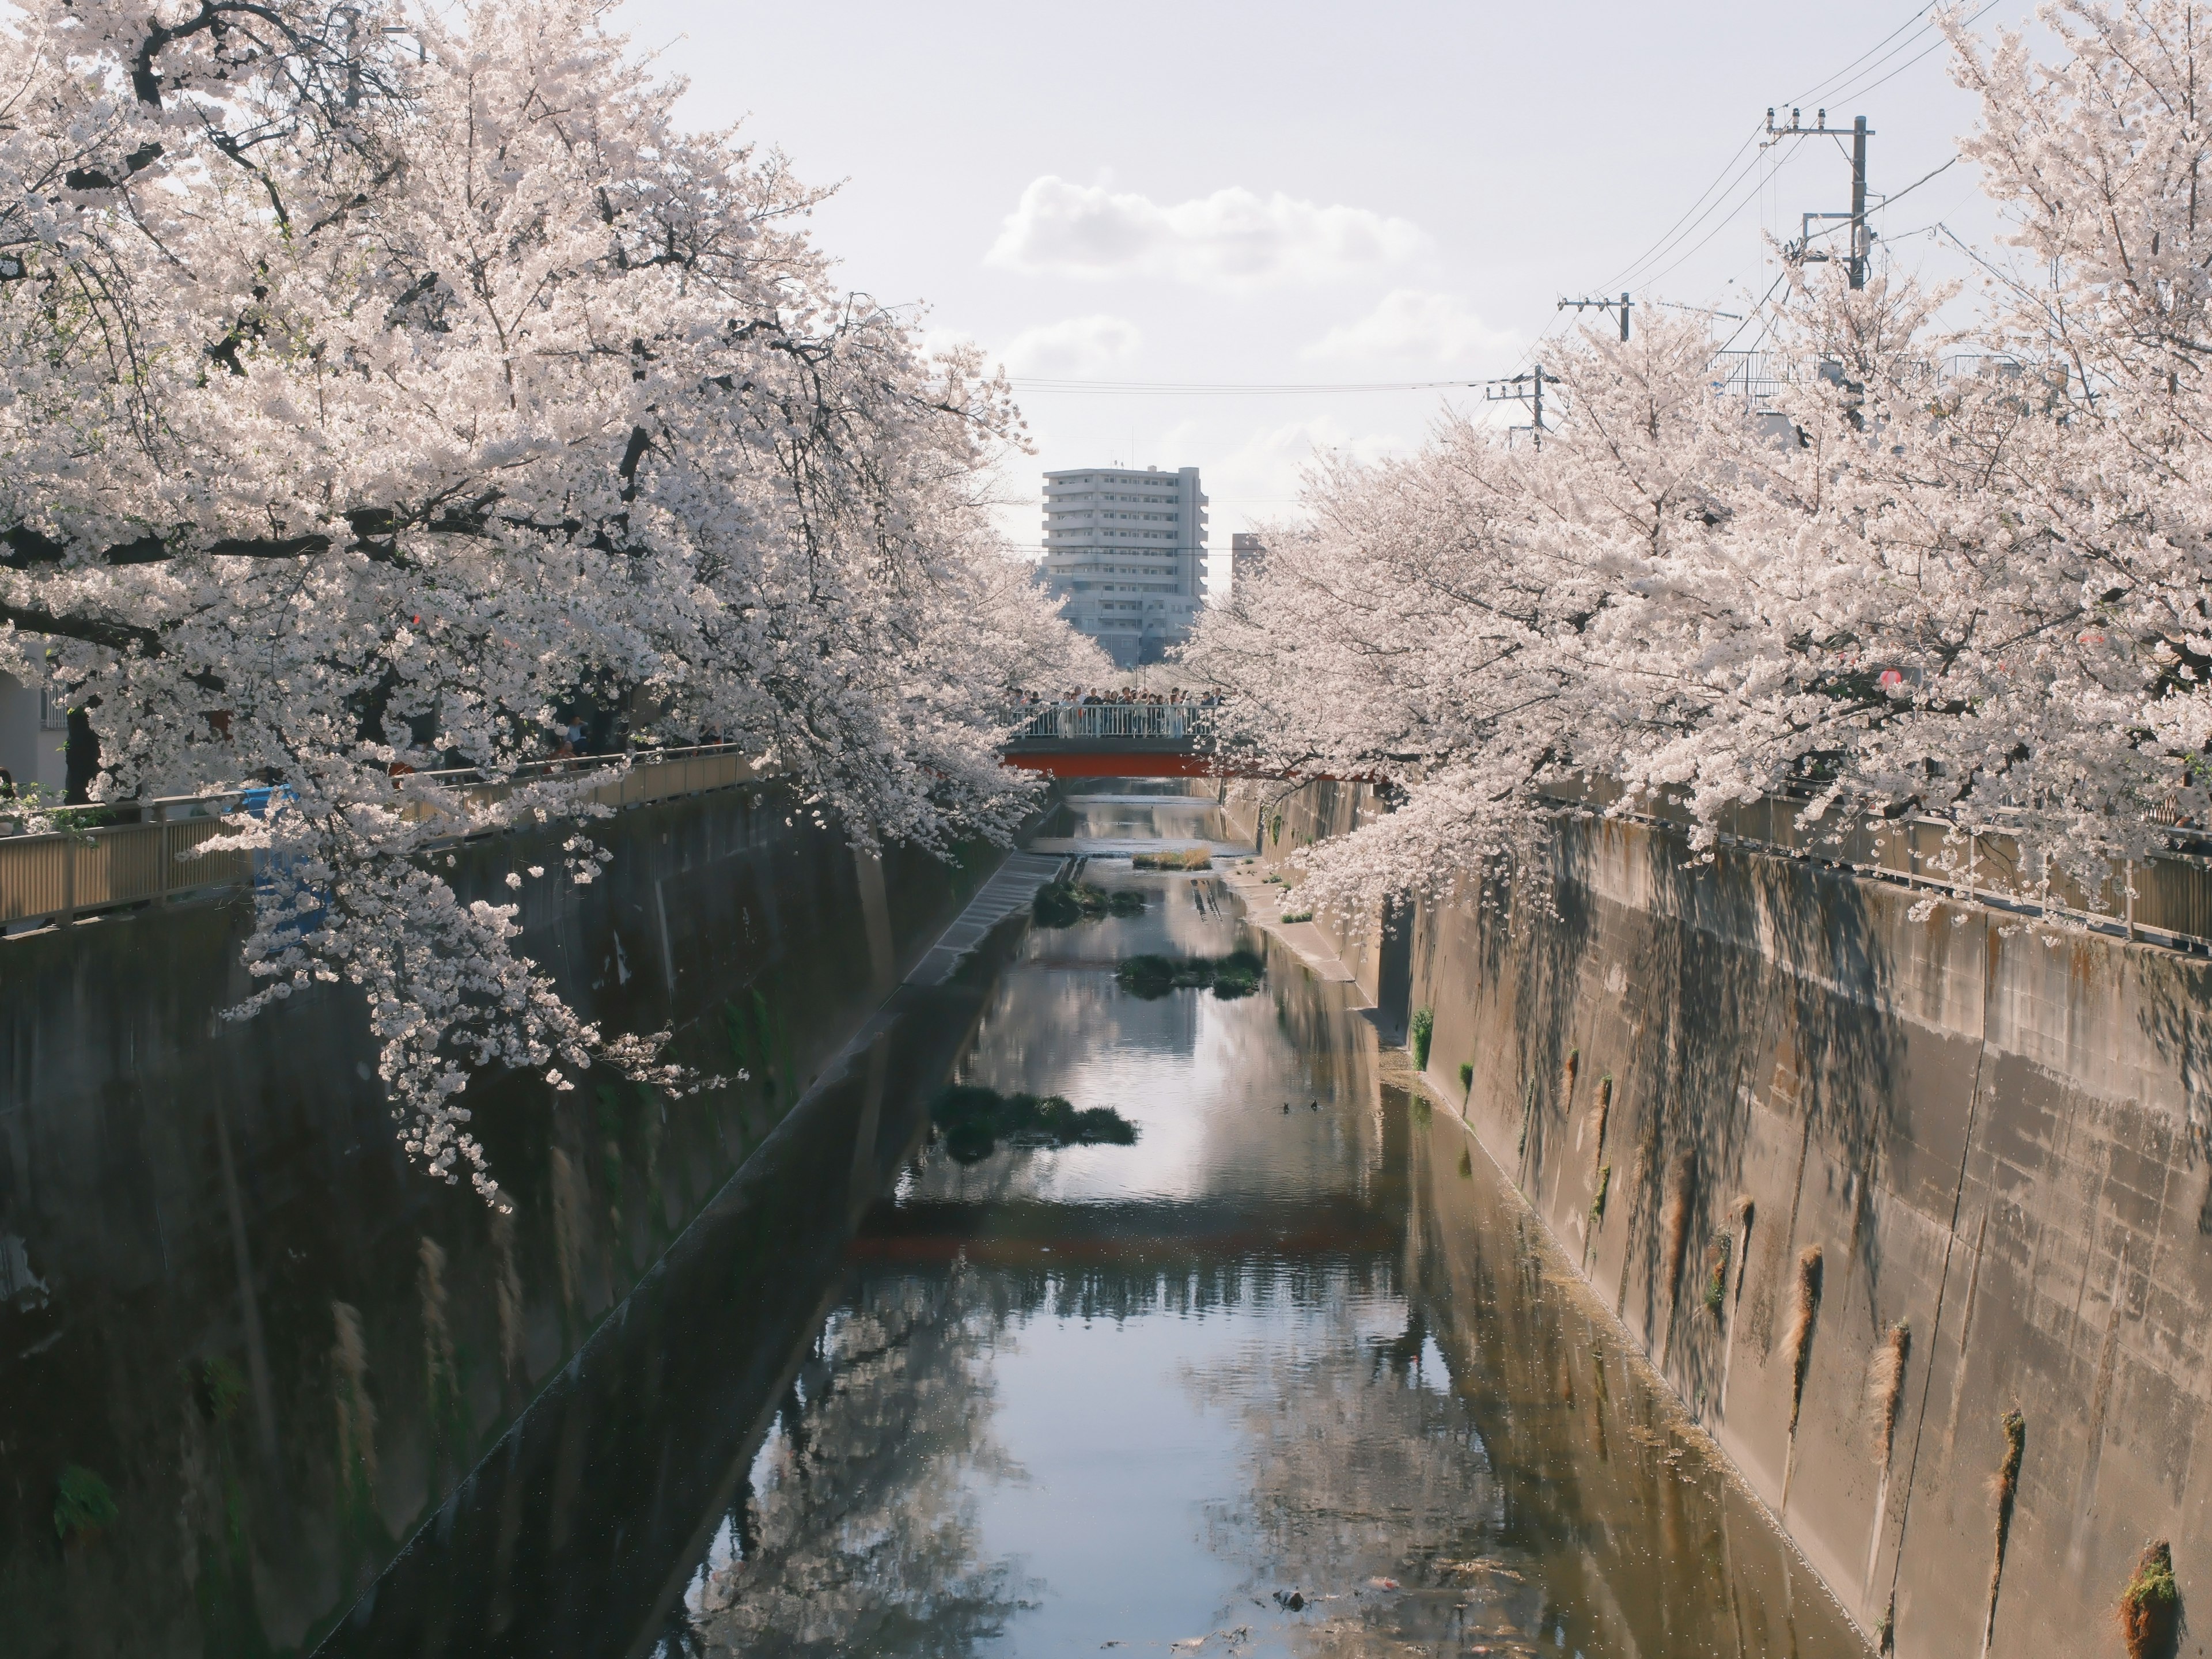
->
0, 782, 998, 1657
1229, 783, 2212, 1659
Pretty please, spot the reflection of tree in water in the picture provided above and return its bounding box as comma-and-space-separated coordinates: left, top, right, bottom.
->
1183, 1268, 1514, 1654
677, 1271, 1026, 1657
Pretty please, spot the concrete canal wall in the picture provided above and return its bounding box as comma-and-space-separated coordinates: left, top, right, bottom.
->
0, 782, 1003, 1657
1228, 781, 2212, 1659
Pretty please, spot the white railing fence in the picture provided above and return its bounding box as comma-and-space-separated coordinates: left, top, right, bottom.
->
1013, 704, 1194, 741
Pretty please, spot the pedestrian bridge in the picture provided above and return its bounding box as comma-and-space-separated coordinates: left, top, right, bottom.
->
999, 703, 1237, 779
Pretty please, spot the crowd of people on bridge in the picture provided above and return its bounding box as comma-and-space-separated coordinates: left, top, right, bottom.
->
1017, 688, 1222, 707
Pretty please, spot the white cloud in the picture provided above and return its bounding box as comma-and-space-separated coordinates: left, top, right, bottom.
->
1202, 415, 1416, 525
997, 313, 1142, 377
986, 176, 1429, 289
1301, 290, 1520, 366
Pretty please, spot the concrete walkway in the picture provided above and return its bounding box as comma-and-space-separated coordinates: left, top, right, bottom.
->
903, 851, 1071, 986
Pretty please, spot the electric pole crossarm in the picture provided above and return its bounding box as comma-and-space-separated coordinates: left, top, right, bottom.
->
1558, 293, 1633, 342
1484, 366, 1560, 444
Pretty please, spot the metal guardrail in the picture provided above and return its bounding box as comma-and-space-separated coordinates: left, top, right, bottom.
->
1543, 777, 2212, 953
0, 745, 763, 931
1013, 704, 1195, 741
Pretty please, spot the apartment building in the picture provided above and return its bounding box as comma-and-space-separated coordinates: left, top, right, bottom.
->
1036, 465, 1208, 668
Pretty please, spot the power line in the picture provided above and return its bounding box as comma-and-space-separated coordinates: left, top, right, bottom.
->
1008, 377, 1487, 396
1786, 2, 1944, 105
1597, 125, 1764, 294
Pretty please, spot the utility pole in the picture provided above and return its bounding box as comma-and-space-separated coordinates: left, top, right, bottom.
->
1849, 115, 1869, 290
1558, 293, 1633, 342
1764, 107, 1874, 289
1485, 366, 1560, 444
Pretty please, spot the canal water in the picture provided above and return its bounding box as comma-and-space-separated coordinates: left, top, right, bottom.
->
333, 794, 1865, 1657
327, 801, 1866, 1654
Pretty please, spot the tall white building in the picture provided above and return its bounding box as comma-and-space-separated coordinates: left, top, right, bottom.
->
1037, 465, 1207, 668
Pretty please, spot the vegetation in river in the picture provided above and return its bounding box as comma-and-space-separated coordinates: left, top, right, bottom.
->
1589, 1163, 1612, 1227
53, 1464, 117, 1544
1410, 1007, 1434, 1070
1131, 847, 1213, 871
930, 1085, 1139, 1164
1459, 1062, 1474, 1096
2119, 1540, 2181, 1659
1032, 881, 1146, 927
1279, 907, 1314, 923
1115, 950, 1265, 1000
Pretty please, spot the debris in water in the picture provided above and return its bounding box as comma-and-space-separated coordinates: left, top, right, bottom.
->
1365, 1576, 1401, 1591
1273, 1589, 1306, 1611
1440, 1558, 1525, 1581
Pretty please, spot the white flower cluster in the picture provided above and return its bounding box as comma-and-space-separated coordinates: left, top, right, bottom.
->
0, 0, 1107, 1200
1187, 4, 2212, 927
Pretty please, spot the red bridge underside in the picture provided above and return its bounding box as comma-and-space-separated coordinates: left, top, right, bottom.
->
999, 749, 1363, 782
1001, 750, 1225, 779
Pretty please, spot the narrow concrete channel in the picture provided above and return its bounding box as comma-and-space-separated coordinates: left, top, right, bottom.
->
324, 791, 1867, 1657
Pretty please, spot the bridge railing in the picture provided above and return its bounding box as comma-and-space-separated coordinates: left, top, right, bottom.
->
0, 744, 764, 931
1013, 704, 1195, 741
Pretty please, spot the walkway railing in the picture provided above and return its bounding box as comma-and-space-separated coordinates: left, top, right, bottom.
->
1013, 704, 1195, 741
0, 744, 763, 931
1543, 775, 2212, 953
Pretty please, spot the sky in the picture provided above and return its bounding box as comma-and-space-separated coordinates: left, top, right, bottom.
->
616, 0, 2031, 588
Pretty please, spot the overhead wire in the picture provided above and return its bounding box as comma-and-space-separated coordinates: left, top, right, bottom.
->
1819, 0, 2001, 106
1009, 377, 1484, 396
1785, 2, 1948, 106
1003, 6, 2003, 425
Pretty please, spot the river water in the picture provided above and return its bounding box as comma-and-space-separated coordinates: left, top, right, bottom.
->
658, 797, 1863, 1658
328, 793, 1867, 1657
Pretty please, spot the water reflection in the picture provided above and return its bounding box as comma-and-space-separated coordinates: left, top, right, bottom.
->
331, 798, 1865, 1658
666, 808, 1863, 1658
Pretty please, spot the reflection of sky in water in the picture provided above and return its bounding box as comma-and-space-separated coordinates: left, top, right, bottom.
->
677, 803, 1868, 1659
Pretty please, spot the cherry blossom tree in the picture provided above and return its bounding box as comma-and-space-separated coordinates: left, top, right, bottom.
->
1190, 0, 2212, 922
0, 0, 1101, 1197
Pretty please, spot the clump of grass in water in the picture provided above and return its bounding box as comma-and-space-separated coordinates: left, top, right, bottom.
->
1410, 1007, 1434, 1070
1115, 950, 1264, 1001
1279, 907, 1313, 923
2119, 1540, 2183, 1659
930, 1085, 1138, 1165
1459, 1061, 1474, 1097
1589, 1163, 1612, 1226
1032, 880, 1145, 927
54, 1465, 118, 1544
1131, 846, 1211, 871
